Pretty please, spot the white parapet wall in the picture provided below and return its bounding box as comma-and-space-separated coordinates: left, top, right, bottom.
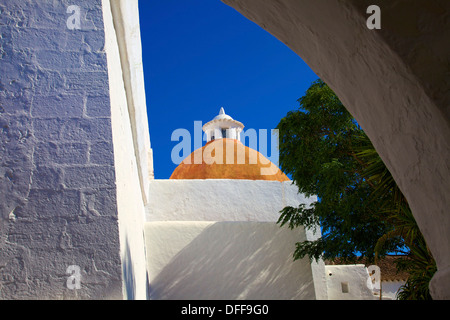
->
144, 179, 328, 299
145, 221, 323, 300
146, 179, 315, 222
325, 265, 376, 300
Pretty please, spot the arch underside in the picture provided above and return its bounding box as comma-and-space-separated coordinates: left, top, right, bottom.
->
221, 0, 450, 299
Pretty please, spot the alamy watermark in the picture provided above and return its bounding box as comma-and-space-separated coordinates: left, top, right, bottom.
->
66, 5, 81, 30
66, 265, 81, 290
367, 265, 381, 291
65, 4, 96, 31
366, 5, 381, 30
171, 121, 280, 176
66, 3, 380, 32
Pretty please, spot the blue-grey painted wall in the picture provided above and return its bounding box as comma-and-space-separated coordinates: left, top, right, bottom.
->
0, 0, 122, 299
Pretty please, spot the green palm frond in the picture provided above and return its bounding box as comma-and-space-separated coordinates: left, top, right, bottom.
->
351, 133, 436, 299
374, 228, 404, 263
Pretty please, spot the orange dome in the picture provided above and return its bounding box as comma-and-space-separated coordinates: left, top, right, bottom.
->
170, 138, 290, 181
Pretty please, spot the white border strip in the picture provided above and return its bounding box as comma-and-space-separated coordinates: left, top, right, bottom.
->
110, 0, 153, 204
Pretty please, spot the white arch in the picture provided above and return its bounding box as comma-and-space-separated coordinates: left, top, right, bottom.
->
222, 0, 450, 299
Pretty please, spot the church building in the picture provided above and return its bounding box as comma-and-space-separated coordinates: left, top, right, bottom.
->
144, 108, 321, 299
144, 108, 388, 300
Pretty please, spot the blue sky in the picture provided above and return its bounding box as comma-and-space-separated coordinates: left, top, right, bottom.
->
138, 0, 318, 179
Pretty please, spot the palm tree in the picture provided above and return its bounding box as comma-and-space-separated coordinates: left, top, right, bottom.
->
352, 133, 436, 300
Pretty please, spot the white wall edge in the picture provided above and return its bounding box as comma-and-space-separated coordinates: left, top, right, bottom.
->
103, 0, 150, 299
110, 0, 153, 204
304, 216, 327, 300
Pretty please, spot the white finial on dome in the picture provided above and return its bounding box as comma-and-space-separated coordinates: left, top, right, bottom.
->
203, 107, 244, 142
214, 107, 233, 120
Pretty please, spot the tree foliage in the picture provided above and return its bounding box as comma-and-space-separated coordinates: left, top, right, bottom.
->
276, 79, 401, 262
276, 79, 435, 299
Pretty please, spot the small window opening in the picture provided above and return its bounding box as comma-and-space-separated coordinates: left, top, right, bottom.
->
221, 128, 227, 139
341, 282, 349, 293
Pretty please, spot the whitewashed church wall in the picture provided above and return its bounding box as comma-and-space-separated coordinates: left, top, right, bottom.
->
144, 179, 328, 299
145, 179, 316, 222
325, 265, 376, 300
145, 221, 317, 300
